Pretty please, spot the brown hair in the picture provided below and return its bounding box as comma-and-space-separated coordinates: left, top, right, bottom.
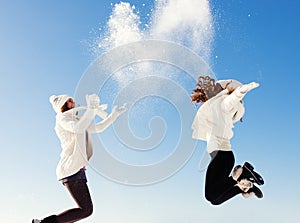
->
60, 102, 70, 113
60, 98, 74, 113
190, 75, 224, 104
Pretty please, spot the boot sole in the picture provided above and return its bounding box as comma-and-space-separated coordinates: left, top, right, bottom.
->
251, 185, 263, 198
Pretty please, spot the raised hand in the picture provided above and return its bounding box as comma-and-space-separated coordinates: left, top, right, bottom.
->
112, 104, 127, 117
239, 82, 260, 94
86, 94, 100, 109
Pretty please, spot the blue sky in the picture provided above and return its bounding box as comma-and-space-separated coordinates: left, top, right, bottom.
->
0, 0, 299, 222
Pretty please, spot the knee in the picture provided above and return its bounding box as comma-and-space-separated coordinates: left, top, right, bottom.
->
209, 199, 223, 206
205, 193, 212, 203
205, 189, 214, 203
82, 204, 93, 218
205, 196, 221, 206
86, 205, 93, 217
205, 193, 223, 206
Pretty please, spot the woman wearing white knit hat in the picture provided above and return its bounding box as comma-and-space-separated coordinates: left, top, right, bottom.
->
32, 94, 126, 223
191, 76, 264, 205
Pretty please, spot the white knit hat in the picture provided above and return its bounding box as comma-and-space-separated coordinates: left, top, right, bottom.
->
49, 94, 72, 113
217, 79, 242, 91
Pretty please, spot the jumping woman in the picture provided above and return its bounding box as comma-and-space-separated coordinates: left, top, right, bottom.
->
191, 76, 264, 205
32, 94, 126, 223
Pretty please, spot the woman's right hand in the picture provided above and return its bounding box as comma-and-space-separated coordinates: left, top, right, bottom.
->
112, 104, 127, 117
239, 82, 260, 94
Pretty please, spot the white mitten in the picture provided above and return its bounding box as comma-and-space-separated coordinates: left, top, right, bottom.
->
112, 104, 127, 118
239, 82, 260, 94
86, 94, 100, 109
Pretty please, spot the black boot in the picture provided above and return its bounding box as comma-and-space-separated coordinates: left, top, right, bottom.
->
247, 185, 263, 198
41, 215, 57, 223
238, 162, 264, 185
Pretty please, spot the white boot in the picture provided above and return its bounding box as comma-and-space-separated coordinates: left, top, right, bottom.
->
237, 179, 253, 192
241, 192, 255, 198
231, 165, 243, 181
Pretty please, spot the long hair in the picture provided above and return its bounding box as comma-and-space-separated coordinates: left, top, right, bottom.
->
60, 98, 74, 113
60, 102, 70, 113
191, 76, 224, 104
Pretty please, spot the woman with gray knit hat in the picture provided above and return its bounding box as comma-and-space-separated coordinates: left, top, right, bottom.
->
191, 76, 264, 205
32, 94, 126, 223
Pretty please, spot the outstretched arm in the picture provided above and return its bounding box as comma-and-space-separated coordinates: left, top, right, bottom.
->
223, 82, 259, 112
87, 105, 127, 133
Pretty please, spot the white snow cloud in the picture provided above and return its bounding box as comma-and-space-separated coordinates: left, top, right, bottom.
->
151, 0, 214, 60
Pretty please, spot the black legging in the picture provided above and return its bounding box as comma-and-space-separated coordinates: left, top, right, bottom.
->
205, 150, 243, 205
41, 180, 93, 223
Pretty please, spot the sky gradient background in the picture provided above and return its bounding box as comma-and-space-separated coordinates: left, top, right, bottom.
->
0, 0, 299, 222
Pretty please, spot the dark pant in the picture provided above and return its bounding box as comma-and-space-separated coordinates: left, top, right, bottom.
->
41, 180, 93, 223
205, 150, 242, 205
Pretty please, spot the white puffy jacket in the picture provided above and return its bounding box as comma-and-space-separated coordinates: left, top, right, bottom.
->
55, 108, 119, 180
192, 88, 246, 141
